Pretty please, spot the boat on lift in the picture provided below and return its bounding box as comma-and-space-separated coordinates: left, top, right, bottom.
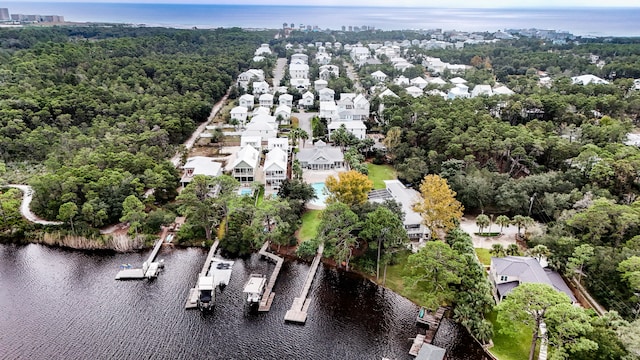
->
242, 273, 267, 307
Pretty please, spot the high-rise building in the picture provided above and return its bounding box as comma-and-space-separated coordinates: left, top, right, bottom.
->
0, 8, 10, 21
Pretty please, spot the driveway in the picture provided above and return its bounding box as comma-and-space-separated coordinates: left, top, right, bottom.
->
272, 57, 287, 88
7, 184, 62, 225
459, 215, 520, 249
295, 110, 317, 147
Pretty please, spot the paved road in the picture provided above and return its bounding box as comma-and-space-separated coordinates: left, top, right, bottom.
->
272, 58, 287, 89
295, 111, 317, 148
7, 184, 62, 225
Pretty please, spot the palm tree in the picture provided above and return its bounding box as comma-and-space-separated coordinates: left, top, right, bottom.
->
511, 215, 534, 238
506, 243, 520, 256
490, 243, 506, 257
299, 129, 309, 148
475, 214, 490, 235
495, 215, 510, 234
528, 244, 551, 263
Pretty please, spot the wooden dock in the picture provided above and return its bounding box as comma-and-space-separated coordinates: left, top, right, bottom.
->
257, 241, 284, 312
284, 242, 324, 324
185, 240, 220, 309
410, 307, 447, 357
115, 237, 165, 280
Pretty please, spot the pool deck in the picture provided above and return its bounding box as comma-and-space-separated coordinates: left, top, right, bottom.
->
302, 169, 345, 184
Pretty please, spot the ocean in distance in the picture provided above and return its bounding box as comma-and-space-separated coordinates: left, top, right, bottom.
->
4, 2, 640, 37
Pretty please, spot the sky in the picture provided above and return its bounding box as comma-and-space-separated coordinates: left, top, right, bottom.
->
15, 0, 640, 7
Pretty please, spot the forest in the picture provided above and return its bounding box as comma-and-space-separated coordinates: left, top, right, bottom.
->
0, 26, 273, 233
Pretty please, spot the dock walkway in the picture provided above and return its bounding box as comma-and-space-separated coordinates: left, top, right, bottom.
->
410, 307, 447, 356
115, 237, 165, 280
185, 240, 220, 309
257, 241, 284, 312
284, 242, 324, 324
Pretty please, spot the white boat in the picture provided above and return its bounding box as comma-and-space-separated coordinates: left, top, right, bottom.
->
197, 276, 215, 311
242, 274, 266, 305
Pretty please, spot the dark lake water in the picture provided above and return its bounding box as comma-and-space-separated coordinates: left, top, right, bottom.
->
0, 243, 487, 360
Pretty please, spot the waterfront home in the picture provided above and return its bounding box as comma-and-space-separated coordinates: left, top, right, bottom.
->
314, 79, 328, 91
252, 81, 270, 95
278, 93, 293, 107
180, 156, 223, 187
259, 93, 274, 108
368, 180, 431, 245
239, 94, 255, 109
328, 121, 366, 140
296, 140, 344, 170
240, 135, 262, 150
230, 106, 248, 125
491, 256, 577, 303
264, 147, 288, 190
232, 145, 260, 184
274, 105, 292, 124
371, 70, 387, 83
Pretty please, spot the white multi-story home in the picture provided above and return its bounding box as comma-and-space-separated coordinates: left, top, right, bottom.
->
259, 93, 274, 108
571, 74, 610, 85
296, 140, 344, 170
319, 101, 338, 121
290, 78, 310, 91
242, 117, 277, 141
328, 121, 366, 140
318, 88, 335, 102
352, 94, 370, 121
316, 52, 332, 65
240, 135, 262, 150
232, 146, 260, 185
410, 77, 429, 89
230, 106, 249, 124
319, 65, 339, 79
264, 147, 288, 190
239, 94, 255, 109
299, 91, 315, 107
314, 79, 328, 91
350, 46, 371, 65
448, 85, 470, 99
278, 93, 293, 107
493, 85, 515, 96
471, 84, 493, 98
289, 63, 309, 79
255, 44, 272, 56
394, 75, 410, 87
237, 69, 265, 90
371, 70, 387, 83
274, 105, 292, 124
249, 114, 277, 129
252, 81, 270, 95
336, 97, 354, 122
405, 86, 424, 98
267, 137, 289, 152
180, 156, 223, 187
290, 53, 308, 64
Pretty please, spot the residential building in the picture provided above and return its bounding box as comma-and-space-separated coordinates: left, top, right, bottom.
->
394, 76, 410, 87
278, 93, 293, 107
368, 180, 431, 243
471, 84, 493, 98
371, 70, 388, 83
492, 85, 515, 96
267, 137, 289, 152
252, 81, 270, 95
180, 156, 223, 187
251, 106, 270, 117
264, 147, 288, 190
571, 74, 610, 85
259, 93, 274, 108
240, 135, 262, 150
255, 44, 272, 56
296, 140, 345, 170
319, 101, 338, 121
274, 105, 292, 124
328, 121, 366, 140
242, 119, 277, 141
289, 63, 309, 79
290, 78, 311, 91
237, 69, 265, 90
448, 85, 470, 99
299, 91, 315, 107
406, 86, 424, 98
319, 88, 335, 102
491, 256, 577, 303
291, 53, 308, 64
230, 106, 248, 124
239, 94, 255, 109
0, 8, 9, 21
410, 77, 429, 89
314, 79, 328, 91
232, 146, 260, 184
352, 94, 370, 121
319, 65, 339, 79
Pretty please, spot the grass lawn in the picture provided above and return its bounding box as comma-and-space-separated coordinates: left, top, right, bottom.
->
487, 311, 533, 360
475, 248, 492, 266
380, 251, 429, 306
298, 210, 321, 242
367, 164, 397, 189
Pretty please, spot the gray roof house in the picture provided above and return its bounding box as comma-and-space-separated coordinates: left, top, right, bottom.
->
295, 140, 344, 170
490, 256, 576, 303
180, 156, 223, 187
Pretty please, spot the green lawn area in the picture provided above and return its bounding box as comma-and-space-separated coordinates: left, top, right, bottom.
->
380, 251, 429, 306
475, 248, 492, 266
367, 164, 397, 189
487, 311, 533, 360
298, 210, 321, 242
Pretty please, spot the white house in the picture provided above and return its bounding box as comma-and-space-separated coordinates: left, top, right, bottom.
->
252, 81, 270, 95
368, 180, 431, 244
328, 121, 367, 140
471, 84, 493, 98
448, 85, 470, 99
449, 77, 467, 85
255, 44, 271, 56
230, 106, 249, 124
278, 93, 293, 107
378, 88, 398, 99
493, 85, 515, 96
259, 93, 274, 108
491, 256, 576, 303
319, 65, 339, 79
289, 63, 309, 79
350, 46, 371, 65
237, 69, 265, 90
299, 91, 315, 107
426, 89, 448, 99
319, 101, 338, 121
242, 119, 277, 141
315, 52, 332, 65
405, 86, 424, 98
240, 135, 262, 150
394, 76, 410, 87
251, 106, 270, 117
239, 94, 255, 109
427, 77, 447, 86
274, 105, 292, 124
394, 61, 414, 72
249, 113, 277, 129
264, 147, 288, 190
314, 79, 328, 91
267, 137, 289, 152
410, 77, 429, 89
232, 146, 260, 185
371, 70, 388, 83
180, 156, 223, 187
291, 53, 308, 64
353, 94, 370, 121
319, 88, 335, 102
296, 140, 345, 170
571, 74, 610, 85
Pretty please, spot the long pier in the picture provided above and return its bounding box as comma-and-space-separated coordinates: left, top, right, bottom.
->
115, 237, 165, 280
185, 240, 220, 309
409, 307, 447, 357
257, 241, 284, 312
284, 242, 324, 324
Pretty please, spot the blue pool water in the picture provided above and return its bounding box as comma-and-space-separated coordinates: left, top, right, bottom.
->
239, 188, 253, 196
310, 182, 328, 207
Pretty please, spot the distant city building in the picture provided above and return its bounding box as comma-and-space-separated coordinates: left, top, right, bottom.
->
0, 8, 10, 21
11, 13, 64, 23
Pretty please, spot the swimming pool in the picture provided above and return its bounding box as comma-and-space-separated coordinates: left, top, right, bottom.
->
239, 188, 253, 196
309, 182, 329, 207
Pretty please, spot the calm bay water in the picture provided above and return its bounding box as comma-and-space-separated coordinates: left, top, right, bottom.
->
0, 243, 487, 359
3, 3, 640, 37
